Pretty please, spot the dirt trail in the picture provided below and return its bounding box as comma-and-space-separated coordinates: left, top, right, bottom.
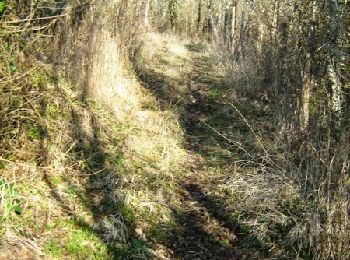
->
166, 49, 263, 260
169, 51, 234, 259
137, 41, 267, 259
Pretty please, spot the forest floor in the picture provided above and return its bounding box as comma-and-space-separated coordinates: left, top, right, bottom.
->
1, 33, 302, 259
137, 37, 255, 258
134, 33, 301, 259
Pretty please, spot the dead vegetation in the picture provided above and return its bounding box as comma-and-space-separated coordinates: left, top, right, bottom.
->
1, 0, 349, 259
0, 1, 186, 258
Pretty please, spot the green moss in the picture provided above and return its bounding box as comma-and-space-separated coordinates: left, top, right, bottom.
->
47, 103, 60, 120
28, 69, 52, 87
45, 239, 64, 259
50, 176, 62, 186
66, 186, 80, 198
219, 239, 230, 248
208, 87, 228, 99
26, 125, 41, 140
45, 219, 110, 259
121, 205, 136, 223
109, 154, 124, 166
146, 224, 171, 243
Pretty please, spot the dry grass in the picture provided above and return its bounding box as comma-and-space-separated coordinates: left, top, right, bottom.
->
2, 0, 348, 258
137, 32, 192, 100
0, 60, 187, 258
218, 165, 304, 255
211, 27, 350, 259
0, 1, 188, 258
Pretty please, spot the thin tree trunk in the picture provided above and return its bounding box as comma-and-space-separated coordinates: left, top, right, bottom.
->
197, 0, 202, 32
301, 57, 313, 131
301, 0, 317, 131
169, 0, 178, 31
231, 3, 236, 52
224, 5, 229, 47
143, 0, 151, 30
207, 0, 213, 40
328, 0, 342, 120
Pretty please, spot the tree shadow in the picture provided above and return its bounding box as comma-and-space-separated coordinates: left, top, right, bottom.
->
168, 209, 237, 260
133, 46, 264, 168
33, 55, 148, 258
41, 86, 147, 258
36, 71, 101, 252
166, 182, 268, 259
182, 183, 267, 255
38, 5, 153, 258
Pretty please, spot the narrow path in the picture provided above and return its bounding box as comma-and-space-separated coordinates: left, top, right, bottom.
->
135, 38, 267, 259
168, 50, 236, 259
166, 48, 265, 260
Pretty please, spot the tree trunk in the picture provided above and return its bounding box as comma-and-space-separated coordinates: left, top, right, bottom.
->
301, 58, 313, 131
224, 5, 229, 46
301, 0, 317, 131
169, 0, 178, 31
197, 0, 202, 32
328, 0, 342, 120
207, 0, 213, 40
231, 3, 236, 52
143, 0, 151, 30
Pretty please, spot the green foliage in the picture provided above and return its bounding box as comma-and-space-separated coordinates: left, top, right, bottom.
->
0, 1, 6, 14
109, 154, 124, 166
121, 205, 136, 223
45, 239, 64, 259
26, 125, 41, 140
0, 178, 23, 222
47, 103, 60, 120
50, 176, 62, 186
3, 0, 349, 258
29, 69, 51, 87
146, 223, 172, 243
168, 0, 179, 13
207, 87, 228, 99
116, 239, 150, 260
7, 61, 16, 73
45, 220, 110, 259
219, 239, 230, 248
66, 186, 80, 198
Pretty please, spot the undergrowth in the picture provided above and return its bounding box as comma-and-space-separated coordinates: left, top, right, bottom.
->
2, 0, 346, 257
0, 40, 187, 259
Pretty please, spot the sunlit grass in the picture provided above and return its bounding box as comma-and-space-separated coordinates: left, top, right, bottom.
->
1, 27, 191, 259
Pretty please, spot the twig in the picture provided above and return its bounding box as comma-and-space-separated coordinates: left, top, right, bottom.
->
2, 14, 67, 24
0, 157, 43, 169
0, 66, 39, 85
0, 17, 59, 35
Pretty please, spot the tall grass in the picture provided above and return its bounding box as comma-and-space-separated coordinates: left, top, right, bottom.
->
0, 1, 187, 258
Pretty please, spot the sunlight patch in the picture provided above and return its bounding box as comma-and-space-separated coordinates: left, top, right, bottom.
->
168, 43, 188, 58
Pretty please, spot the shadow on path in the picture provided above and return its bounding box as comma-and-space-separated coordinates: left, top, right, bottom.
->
133, 41, 268, 259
